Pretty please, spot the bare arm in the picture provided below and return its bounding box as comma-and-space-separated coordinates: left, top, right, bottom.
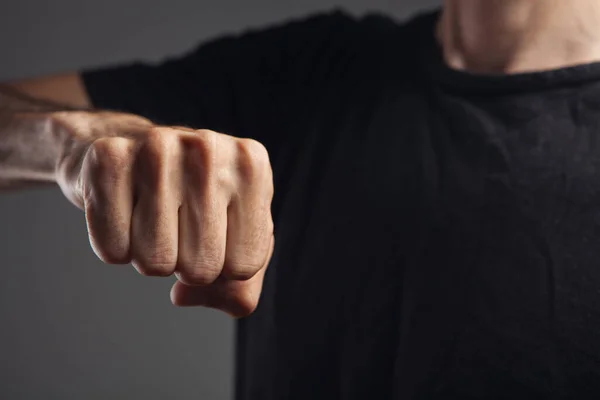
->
0, 72, 274, 316
0, 73, 91, 189
0, 74, 154, 197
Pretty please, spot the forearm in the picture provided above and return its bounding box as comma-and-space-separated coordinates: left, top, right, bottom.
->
0, 85, 153, 192
0, 84, 78, 189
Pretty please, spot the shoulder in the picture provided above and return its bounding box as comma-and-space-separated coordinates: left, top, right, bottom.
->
188, 8, 437, 59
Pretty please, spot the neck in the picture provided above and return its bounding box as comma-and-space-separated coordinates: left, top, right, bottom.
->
439, 0, 600, 74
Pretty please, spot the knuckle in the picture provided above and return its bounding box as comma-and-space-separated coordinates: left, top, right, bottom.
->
136, 263, 175, 277
92, 137, 131, 159
146, 126, 171, 138
137, 128, 181, 186
133, 252, 177, 277
194, 129, 219, 159
223, 258, 262, 281
144, 127, 179, 156
89, 236, 129, 265
236, 138, 271, 181
196, 129, 219, 142
86, 138, 132, 178
183, 133, 216, 168
96, 248, 130, 265
177, 265, 221, 286
177, 250, 224, 285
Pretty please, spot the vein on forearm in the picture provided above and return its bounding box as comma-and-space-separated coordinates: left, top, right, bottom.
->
0, 85, 75, 187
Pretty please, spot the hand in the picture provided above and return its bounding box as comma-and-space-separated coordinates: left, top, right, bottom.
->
54, 112, 275, 317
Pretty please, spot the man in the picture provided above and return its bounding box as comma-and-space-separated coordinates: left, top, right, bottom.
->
2, 0, 600, 398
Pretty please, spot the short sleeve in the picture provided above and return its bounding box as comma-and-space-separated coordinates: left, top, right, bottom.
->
81, 10, 364, 146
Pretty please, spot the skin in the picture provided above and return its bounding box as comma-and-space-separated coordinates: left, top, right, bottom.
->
440, 0, 600, 73
0, 88, 275, 317
1, 0, 600, 318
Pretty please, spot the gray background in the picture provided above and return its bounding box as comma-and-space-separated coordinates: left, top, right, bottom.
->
0, 1, 439, 399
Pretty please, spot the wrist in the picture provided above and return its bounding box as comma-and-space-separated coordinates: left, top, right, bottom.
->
51, 110, 153, 207
48, 112, 89, 207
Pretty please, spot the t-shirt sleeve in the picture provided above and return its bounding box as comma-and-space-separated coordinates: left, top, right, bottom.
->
81, 10, 360, 146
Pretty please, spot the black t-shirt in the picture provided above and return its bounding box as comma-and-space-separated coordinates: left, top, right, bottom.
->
82, 9, 600, 400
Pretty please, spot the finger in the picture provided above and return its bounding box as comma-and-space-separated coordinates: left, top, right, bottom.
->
175, 137, 228, 285
222, 139, 274, 281
130, 130, 181, 277
171, 235, 275, 318
82, 137, 135, 264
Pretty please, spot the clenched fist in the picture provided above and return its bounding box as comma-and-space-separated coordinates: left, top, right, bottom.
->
54, 112, 274, 317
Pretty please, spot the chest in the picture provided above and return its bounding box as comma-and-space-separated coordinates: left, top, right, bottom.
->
399, 93, 600, 397
252, 87, 600, 398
